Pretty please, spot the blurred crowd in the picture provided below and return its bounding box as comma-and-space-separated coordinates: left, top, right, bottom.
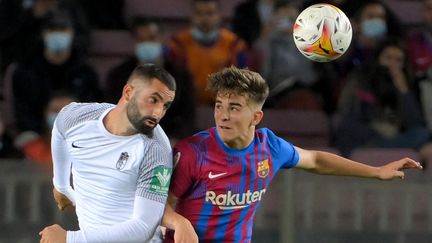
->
1, 0, 432, 168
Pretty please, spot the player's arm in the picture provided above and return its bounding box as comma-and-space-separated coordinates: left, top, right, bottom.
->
51, 111, 75, 208
161, 193, 198, 243
295, 146, 422, 180
66, 142, 173, 243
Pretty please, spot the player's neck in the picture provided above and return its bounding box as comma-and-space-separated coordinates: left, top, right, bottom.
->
223, 129, 255, 150
103, 108, 136, 136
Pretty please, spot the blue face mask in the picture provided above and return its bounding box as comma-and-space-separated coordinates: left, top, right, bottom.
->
46, 112, 58, 128
135, 42, 162, 62
44, 32, 73, 53
191, 28, 219, 44
361, 18, 387, 38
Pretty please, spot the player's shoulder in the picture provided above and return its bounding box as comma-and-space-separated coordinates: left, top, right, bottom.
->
56, 102, 114, 132
174, 128, 215, 150
149, 125, 172, 153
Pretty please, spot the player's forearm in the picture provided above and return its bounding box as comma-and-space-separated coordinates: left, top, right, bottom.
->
69, 197, 164, 243
312, 151, 380, 178
161, 202, 190, 230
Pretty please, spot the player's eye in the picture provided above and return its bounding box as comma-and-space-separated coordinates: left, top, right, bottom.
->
148, 97, 157, 104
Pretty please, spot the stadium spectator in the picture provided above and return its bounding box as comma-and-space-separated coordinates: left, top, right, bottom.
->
105, 17, 196, 141
231, 0, 276, 48
334, 39, 429, 156
166, 0, 248, 106
253, 2, 324, 110
0, 0, 89, 73
11, 11, 102, 135
14, 93, 75, 172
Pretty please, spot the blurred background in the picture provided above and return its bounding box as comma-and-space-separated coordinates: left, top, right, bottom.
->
1, 0, 432, 242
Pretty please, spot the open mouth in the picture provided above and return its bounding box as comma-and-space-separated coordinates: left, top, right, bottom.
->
219, 125, 231, 130
144, 119, 157, 127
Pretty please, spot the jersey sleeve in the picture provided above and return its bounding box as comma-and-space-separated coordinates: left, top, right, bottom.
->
265, 128, 300, 169
135, 141, 173, 203
169, 140, 198, 199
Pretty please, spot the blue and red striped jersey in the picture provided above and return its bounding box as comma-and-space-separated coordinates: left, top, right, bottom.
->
166, 127, 299, 242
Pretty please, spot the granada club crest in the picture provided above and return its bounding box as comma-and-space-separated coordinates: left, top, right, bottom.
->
257, 159, 269, 178
116, 152, 129, 170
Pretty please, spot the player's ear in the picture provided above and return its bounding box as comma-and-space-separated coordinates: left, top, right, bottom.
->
252, 110, 264, 126
122, 84, 133, 102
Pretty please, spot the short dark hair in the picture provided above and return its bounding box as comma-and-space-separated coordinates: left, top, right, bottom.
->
207, 66, 269, 106
129, 64, 176, 91
43, 11, 74, 30
129, 16, 157, 35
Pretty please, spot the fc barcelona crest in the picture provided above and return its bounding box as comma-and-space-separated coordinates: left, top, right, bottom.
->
257, 159, 269, 178
116, 152, 129, 170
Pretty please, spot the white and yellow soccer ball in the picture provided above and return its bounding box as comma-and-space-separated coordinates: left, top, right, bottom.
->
293, 3, 352, 62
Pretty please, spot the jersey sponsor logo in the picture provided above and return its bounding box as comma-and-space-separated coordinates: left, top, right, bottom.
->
208, 172, 227, 179
116, 152, 129, 170
205, 189, 266, 210
257, 159, 270, 178
149, 165, 172, 195
71, 141, 84, 148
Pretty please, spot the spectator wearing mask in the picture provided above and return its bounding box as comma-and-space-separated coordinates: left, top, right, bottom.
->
14, 93, 76, 172
254, 2, 324, 110
105, 17, 196, 141
334, 39, 429, 156
12, 11, 102, 135
166, 0, 248, 106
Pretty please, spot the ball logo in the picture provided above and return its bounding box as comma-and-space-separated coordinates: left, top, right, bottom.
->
257, 159, 269, 178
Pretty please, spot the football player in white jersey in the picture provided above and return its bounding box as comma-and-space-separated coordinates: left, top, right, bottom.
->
39, 64, 176, 243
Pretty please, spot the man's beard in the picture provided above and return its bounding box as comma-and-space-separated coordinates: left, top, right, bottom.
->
126, 99, 157, 137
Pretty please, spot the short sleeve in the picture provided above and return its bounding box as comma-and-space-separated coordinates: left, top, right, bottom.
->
169, 140, 197, 199
265, 128, 299, 169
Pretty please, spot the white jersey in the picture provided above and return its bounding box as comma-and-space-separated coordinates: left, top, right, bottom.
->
52, 102, 172, 242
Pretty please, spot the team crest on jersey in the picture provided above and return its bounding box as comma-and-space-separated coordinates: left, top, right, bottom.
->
257, 159, 269, 178
116, 152, 129, 170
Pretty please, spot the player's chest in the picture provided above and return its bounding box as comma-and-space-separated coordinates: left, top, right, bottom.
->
199, 153, 274, 189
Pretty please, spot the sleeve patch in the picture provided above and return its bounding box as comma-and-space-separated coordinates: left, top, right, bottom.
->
149, 165, 172, 194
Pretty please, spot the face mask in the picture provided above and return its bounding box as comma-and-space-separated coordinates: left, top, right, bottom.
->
44, 32, 73, 53
191, 28, 219, 44
135, 42, 162, 62
46, 112, 58, 128
361, 18, 387, 38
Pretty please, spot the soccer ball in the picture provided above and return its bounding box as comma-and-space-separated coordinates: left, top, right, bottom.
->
293, 3, 352, 62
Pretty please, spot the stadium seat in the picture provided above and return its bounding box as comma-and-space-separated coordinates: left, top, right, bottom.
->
196, 106, 215, 130
350, 148, 423, 180
259, 109, 331, 147
88, 30, 135, 88
350, 148, 421, 166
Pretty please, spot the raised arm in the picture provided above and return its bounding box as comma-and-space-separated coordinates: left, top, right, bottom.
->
295, 147, 422, 180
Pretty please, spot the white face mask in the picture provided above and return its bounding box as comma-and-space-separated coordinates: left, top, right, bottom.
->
191, 27, 219, 44
44, 32, 73, 52
361, 18, 387, 38
134, 42, 162, 62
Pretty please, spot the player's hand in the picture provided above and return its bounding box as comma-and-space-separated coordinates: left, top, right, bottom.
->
53, 188, 73, 211
377, 157, 423, 180
39, 224, 66, 243
173, 218, 198, 243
